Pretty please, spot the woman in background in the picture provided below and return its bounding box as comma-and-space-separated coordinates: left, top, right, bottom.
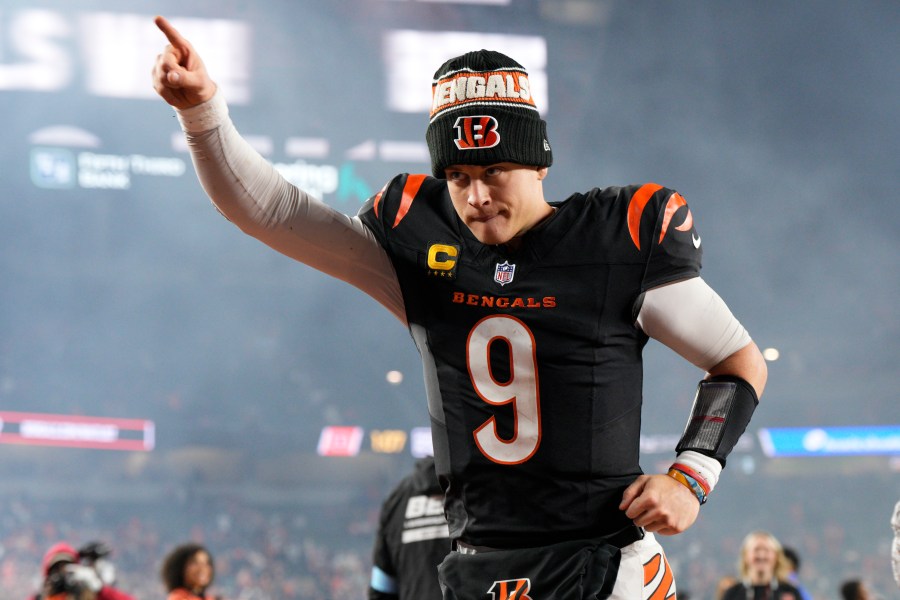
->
160, 543, 217, 600
721, 531, 802, 600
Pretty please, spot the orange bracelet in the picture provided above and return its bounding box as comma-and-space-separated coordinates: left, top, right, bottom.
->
667, 468, 708, 505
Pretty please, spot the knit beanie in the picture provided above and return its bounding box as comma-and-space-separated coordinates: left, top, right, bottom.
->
426, 50, 552, 178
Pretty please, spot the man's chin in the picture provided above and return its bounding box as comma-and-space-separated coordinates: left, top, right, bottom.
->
469, 224, 510, 246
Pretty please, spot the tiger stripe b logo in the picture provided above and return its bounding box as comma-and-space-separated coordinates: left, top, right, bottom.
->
453, 115, 500, 150
487, 578, 532, 600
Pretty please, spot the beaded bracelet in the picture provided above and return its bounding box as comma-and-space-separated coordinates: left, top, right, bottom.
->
667, 467, 709, 505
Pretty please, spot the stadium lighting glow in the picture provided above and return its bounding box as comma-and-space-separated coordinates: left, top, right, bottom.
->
762, 347, 780, 361
386, 370, 404, 384
384, 29, 548, 113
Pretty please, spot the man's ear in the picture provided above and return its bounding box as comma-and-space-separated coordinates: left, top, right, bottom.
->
536, 167, 549, 180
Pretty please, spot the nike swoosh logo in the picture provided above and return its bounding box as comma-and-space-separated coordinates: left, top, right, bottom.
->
692, 234, 701, 248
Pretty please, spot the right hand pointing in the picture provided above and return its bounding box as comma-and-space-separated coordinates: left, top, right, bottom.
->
151, 15, 217, 109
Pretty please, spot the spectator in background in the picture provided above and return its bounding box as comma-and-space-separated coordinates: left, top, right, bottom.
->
839, 578, 871, 600
892, 500, 900, 589
76, 541, 134, 600
782, 546, 812, 600
369, 456, 449, 599
30, 542, 135, 600
721, 531, 802, 600
30, 542, 79, 599
30, 543, 84, 600
161, 543, 218, 600
714, 576, 737, 600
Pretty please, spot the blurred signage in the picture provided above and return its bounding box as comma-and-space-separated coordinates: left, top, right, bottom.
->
0, 10, 251, 102
410, 426, 433, 458
384, 30, 548, 113
30, 146, 186, 190
640, 432, 754, 454
317, 425, 433, 457
758, 426, 900, 457
0, 411, 154, 451
316, 425, 364, 457
370, 429, 407, 454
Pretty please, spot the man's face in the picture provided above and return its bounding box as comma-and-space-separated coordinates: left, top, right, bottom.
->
444, 162, 550, 247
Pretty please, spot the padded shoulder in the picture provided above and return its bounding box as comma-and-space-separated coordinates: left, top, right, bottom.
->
362, 173, 445, 230
617, 182, 702, 290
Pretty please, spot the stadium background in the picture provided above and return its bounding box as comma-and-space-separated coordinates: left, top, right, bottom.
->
1, 1, 897, 598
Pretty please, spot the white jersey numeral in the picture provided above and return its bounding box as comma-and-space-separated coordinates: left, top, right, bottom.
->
466, 315, 542, 464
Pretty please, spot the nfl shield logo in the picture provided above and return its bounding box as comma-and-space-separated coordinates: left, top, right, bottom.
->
494, 261, 516, 286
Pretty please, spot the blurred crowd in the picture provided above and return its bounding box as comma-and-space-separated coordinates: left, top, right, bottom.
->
0, 494, 374, 599
0, 471, 896, 599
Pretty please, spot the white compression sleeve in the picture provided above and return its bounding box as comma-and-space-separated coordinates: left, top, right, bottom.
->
636, 277, 751, 372
174, 93, 406, 323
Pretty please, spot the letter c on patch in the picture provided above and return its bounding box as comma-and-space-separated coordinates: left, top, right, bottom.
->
428, 244, 458, 270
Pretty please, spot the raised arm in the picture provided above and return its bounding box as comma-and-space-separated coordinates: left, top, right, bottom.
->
150, 17, 405, 322
151, 16, 217, 109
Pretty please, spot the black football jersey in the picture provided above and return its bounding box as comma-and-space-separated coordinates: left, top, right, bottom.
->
358, 176, 702, 547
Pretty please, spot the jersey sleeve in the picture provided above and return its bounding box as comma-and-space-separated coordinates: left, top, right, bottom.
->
357, 174, 402, 248
357, 173, 435, 248
629, 183, 703, 291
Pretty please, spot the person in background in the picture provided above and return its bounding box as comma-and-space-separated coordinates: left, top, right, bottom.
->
30, 542, 135, 600
30, 543, 86, 600
721, 531, 802, 600
838, 578, 871, 600
715, 575, 737, 600
892, 500, 900, 589
77, 541, 134, 600
782, 546, 813, 600
160, 543, 218, 600
369, 455, 449, 599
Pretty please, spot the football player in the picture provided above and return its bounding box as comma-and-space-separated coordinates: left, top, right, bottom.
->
152, 16, 767, 599
369, 456, 449, 600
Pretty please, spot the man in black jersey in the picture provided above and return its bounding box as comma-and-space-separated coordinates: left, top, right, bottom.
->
369, 456, 449, 600
153, 16, 767, 599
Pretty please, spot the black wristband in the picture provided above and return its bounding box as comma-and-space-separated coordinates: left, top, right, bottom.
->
675, 375, 758, 466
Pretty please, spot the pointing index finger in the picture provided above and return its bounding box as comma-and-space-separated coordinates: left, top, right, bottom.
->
155, 15, 188, 50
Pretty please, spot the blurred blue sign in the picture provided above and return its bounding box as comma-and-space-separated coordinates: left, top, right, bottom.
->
758, 426, 900, 457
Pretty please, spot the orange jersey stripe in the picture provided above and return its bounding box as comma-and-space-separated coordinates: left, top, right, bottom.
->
373, 190, 384, 218
627, 183, 663, 250
659, 192, 691, 244
393, 174, 427, 229
372, 181, 389, 218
